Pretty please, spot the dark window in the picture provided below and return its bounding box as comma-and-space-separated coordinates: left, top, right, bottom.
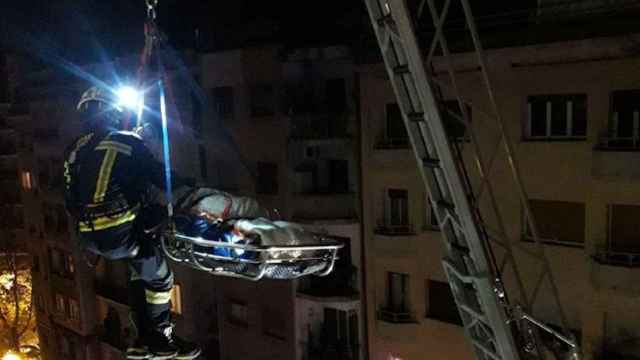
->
609, 204, 640, 253
212, 86, 234, 119
33, 256, 40, 273
442, 100, 471, 140
325, 78, 346, 113
256, 162, 278, 195
55, 205, 67, 234
386, 272, 410, 313
49, 248, 63, 276
227, 300, 248, 327
527, 94, 587, 139
328, 159, 349, 193
250, 83, 275, 117
609, 90, 640, 148
262, 306, 286, 340
323, 308, 359, 349
524, 200, 585, 246
385, 103, 408, 147
427, 280, 462, 325
387, 189, 408, 226
198, 145, 207, 180
191, 93, 203, 134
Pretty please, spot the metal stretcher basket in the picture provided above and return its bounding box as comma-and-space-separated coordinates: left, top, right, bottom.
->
160, 229, 344, 281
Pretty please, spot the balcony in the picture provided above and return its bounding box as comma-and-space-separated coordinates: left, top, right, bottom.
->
591, 247, 640, 296
377, 308, 416, 324
297, 265, 359, 301
374, 222, 415, 236
291, 192, 356, 221
593, 134, 640, 179
289, 113, 351, 141
95, 283, 129, 307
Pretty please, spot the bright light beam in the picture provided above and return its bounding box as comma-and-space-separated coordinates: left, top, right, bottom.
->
116, 86, 141, 111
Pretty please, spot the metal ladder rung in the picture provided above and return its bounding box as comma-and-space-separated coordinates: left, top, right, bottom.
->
437, 199, 455, 211
393, 64, 410, 75
407, 111, 425, 122
376, 15, 393, 26
422, 156, 440, 168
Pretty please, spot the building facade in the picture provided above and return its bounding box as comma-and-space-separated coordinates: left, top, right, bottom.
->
360, 32, 640, 360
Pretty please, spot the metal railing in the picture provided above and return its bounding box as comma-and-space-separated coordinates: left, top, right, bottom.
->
374, 222, 415, 236
377, 308, 416, 323
593, 247, 640, 267
597, 135, 640, 150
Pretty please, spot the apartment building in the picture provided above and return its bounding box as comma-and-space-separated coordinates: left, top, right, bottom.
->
360, 22, 640, 360
198, 45, 364, 360
4, 43, 363, 360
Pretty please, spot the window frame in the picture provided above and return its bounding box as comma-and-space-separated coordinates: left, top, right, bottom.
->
522, 199, 585, 248
525, 94, 587, 141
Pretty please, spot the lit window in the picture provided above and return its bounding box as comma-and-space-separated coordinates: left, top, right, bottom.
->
20, 171, 34, 190
55, 294, 66, 314
68, 298, 80, 322
171, 284, 182, 315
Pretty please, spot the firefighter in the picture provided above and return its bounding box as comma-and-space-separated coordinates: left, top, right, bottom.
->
63, 86, 201, 360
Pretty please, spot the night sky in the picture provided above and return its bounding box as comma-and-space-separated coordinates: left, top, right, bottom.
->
0, 1, 537, 64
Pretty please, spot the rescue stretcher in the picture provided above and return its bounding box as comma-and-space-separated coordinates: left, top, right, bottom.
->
160, 228, 343, 281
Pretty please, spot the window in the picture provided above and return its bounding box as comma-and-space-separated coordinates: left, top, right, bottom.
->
55, 293, 66, 315
191, 93, 203, 134
262, 306, 286, 340
20, 171, 34, 190
608, 204, 640, 253
211, 86, 234, 119
64, 254, 75, 276
59, 335, 70, 355
198, 145, 207, 180
442, 100, 471, 141
33, 256, 40, 273
171, 284, 182, 315
387, 189, 409, 226
426, 280, 462, 325
250, 83, 275, 117
383, 103, 409, 148
68, 298, 80, 322
55, 205, 68, 234
256, 162, 278, 195
608, 90, 640, 148
35, 295, 45, 312
325, 78, 346, 113
228, 300, 248, 327
328, 159, 349, 193
526, 94, 587, 140
524, 200, 585, 246
49, 249, 63, 275
323, 308, 359, 349
386, 272, 410, 313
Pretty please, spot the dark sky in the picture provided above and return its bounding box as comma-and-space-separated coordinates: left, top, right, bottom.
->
0, 0, 538, 64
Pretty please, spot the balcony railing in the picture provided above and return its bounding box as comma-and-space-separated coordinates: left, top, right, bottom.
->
597, 134, 640, 151
593, 248, 640, 268
290, 113, 350, 139
374, 222, 415, 236
377, 308, 416, 324
375, 136, 409, 150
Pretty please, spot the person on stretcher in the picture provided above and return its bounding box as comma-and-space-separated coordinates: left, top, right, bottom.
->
172, 188, 320, 259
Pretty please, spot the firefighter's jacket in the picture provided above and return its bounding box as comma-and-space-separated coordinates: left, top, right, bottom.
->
63, 130, 179, 233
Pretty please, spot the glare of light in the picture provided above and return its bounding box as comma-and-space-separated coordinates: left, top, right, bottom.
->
2, 351, 23, 360
116, 86, 142, 111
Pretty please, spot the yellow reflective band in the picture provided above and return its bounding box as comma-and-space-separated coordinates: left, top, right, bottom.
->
95, 141, 132, 156
145, 289, 172, 305
93, 149, 118, 203
78, 207, 138, 232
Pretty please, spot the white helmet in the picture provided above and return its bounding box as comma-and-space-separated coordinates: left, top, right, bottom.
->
76, 86, 121, 112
